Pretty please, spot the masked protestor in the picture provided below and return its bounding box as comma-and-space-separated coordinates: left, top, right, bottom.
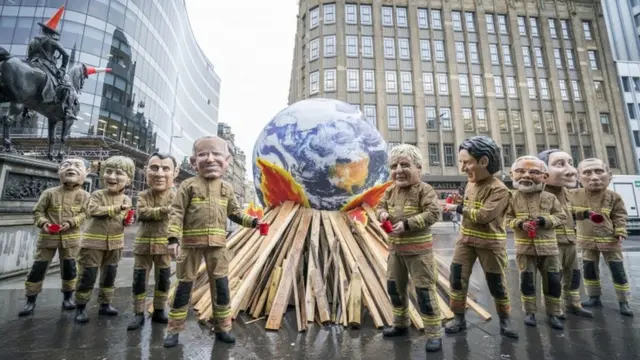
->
127, 153, 179, 331
19, 157, 91, 316
74, 155, 135, 323
442, 136, 518, 339
537, 149, 593, 319
505, 156, 566, 329
571, 158, 632, 316
375, 144, 442, 353
163, 136, 262, 348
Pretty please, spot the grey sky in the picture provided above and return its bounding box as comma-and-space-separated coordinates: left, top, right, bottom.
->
185, 0, 298, 180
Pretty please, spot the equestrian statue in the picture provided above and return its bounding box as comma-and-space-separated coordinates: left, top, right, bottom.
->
0, 6, 110, 161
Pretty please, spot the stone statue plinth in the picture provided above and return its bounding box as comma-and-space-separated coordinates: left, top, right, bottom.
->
0, 154, 95, 278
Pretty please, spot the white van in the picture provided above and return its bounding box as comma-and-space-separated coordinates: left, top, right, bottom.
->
608, 175, 640, 231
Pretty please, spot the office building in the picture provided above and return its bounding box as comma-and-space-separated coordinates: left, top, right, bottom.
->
218, 122, 248, 205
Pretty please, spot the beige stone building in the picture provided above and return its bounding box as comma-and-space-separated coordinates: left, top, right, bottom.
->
288, 0, 636, 186
218, 122, 248, 205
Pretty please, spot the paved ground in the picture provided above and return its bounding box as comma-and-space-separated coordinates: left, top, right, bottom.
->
1, 224, 640, 359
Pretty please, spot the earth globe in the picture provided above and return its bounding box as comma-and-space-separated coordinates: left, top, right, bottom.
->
252, 98, 390, 211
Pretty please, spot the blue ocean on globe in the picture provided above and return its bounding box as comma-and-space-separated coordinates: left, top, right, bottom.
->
252, 98, 389, 210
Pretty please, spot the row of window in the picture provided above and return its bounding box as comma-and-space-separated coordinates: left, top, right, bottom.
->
307, 3, 594, 42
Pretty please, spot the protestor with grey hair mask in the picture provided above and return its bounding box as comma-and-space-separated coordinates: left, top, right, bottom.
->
505, 156, 566, 330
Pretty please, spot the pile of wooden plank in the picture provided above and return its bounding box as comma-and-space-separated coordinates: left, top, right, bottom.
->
152, 201, 492, 331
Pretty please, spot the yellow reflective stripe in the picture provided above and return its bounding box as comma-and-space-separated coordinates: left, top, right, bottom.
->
577, 236, 617, 242
218, 199, 228, 206
463, 200, 483, 207
515, 238, 557, 244
392, 308, 409, 315
168, 225, 182, 233
388, 234, 433, 244
614, 283, 630, 291
410, 215, 425, 229
134, 237, 167, 243
461, 226, 506, 240
182, 228, 226, 236
134, 293, 146, 300
584, 279, 601, 286
190, 199, 208, 204
39, 233, 82, 240
169, 310, 188, 319
83, 233, 125, 240
572, 206, 590, 211
555, 228, 575, 235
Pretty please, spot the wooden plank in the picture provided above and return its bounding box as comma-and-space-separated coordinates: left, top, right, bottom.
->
297, 268, 307, 332
305, 210, 321, 323
437, 295, 455, 321
347, 272, 362, 329
310, 268, 330, 323
266, 266, 282, 314
265, 208, 313, 330
293, 269, 303, 332
362, 203, 388, 243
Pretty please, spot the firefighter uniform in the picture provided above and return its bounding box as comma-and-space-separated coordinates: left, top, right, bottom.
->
26, 185, 90, 296
131, 189, 175, 314
75, 189, 132, 306
571, 189, 630, 302
505, 190, 565, 317
448, 176, 512, 318
376, 182, 442, 339
166, 177, 257, 335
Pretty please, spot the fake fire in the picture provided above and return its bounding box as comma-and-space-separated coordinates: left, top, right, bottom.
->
256, 158, 311, 208
244, 202, 264, 219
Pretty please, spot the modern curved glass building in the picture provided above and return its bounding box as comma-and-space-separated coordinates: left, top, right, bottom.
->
0, 0, 220, 162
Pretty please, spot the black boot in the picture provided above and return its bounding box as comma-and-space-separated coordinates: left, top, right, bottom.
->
18, 295, 37, 316
127, 313, 145, 331
524, 313, 536, 327
163, 333, 179, 348
215, 331, 236, 344
75, 304, 89, 323
581, 296, 602, 308
548, 315, 564, 330
382, 326, 409, 337
499, 317, 519, 339
557, 312, 566, 320
444, 313, 466, 334
152, 309, 169, 324
62, 291, 76, 310
98, 303, 118, 316
567, 305, 593, 318
425, 338, 442, 352
620, 302, 634, 317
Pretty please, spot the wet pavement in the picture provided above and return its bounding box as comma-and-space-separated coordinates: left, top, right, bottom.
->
1, 224, 640, 359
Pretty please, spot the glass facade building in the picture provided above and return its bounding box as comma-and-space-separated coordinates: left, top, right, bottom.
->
0, 0, 220, 161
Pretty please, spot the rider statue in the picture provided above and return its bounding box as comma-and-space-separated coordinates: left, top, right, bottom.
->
26, 6, 75, 120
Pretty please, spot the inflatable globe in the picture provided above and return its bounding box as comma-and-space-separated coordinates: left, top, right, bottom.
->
252, 98, 389, 210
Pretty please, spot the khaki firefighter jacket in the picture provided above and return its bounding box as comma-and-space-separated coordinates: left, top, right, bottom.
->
83, 189, 132, 250
33, 185, 90, 248
545, 185, 576, 244
134, 188, 176, 255
570, 188, 627, 251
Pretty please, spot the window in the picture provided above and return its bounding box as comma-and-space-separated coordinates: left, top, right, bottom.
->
440, 108, 452, 129
522, 47, 532, 67
310, 38, 320, 60
498, 15, 508, 34
382, 6, 393, 26
540, 79, 550, 100
324, 35, 336, 57
623, 77, 631, 92
633, 77, 640, 91
486, 14, 495, 33
363, 70, 375, 92
456, 42, 466, 62
347, 69, 359, 91
364, 105, 377, 127
345, 4, 357, 24
506, 77, 518, 98
554, 49, 563, 69
362, 36, 373, 58
577, 113, 589, 134
310, 71, 320, 94
452, 11, 463, 31
477, 109, 488, 131
459, 74, 470, 96
346, 36, 358, 57
420, 40, 431, 60
534, 47, 544, 68
594, 81, 605, 100
568, 146, 580, 163
473, 75, 484, 96
417, 9, 429, 28
423, 73, 434, 94
396, 7, 408, 27
502, 45, 512, 65
324, 4, 336, 24
566, 49, 575, 69
489, 44, 500, 65
466, 12, 476, 32
403, 106, 415, 129
571, 80, 582, 101
527, 78, 537, 99
629, 104, 637, 120
600, 114, 612, 134
385, 71, 397, 93
583, 21, 592, 40
584, 146, 593, 158
545, 112, 557, 133
494, 76, 504, 97
537, 144, 547, 154
634, 131, 640, 147
310, 7, 319, 28
469, 43, 480, 63
549, 18, 558, 38
588, 51, 599, 70
518, 16, 527, 36
498, 110, 508, 132
560, 20, 570, 39
435, 41, 445, 61
516, 145, 526, 158
324, 69, 336, 92
530, 17, 539, 37
606, 147, 618, 168
438, 73, 449, 94
398, 38, 410, 59
444, 144, 455, 166
463, 108, 474, 131
361, 5, 372, 25
387, 106, 399, 129
428, 143, 440, 165
502, 145, 512, 167
384, 38, 395, 58
511, 110, 523, 132
532, 111, 543, 133
566, 114, 575, 134
426, 107, 437, 129
432, 10, 442, 29
559, 80, 569, 100
400, 71, 413, 93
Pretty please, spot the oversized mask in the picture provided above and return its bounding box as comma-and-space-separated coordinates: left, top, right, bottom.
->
578, 159, 611, 192
190, 137, 231, 180
545, 151, 577, 188
101, 156, 134, 194
146, 154, 178, 192
511, 157, 547, 194
458, 136, 500, 183
58, 158, 90, 187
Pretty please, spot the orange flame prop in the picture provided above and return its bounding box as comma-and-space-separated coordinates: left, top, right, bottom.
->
244, 202, 264, 219
340, 180, 393, 212
256, 158, 310, 208
347, 208, 368, 226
